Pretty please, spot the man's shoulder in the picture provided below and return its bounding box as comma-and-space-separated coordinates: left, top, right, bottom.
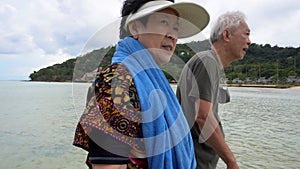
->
187, 50, 218, 68
194, 50, 217, 62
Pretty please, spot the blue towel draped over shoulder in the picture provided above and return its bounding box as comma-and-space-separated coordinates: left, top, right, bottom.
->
112, 37, 196, 169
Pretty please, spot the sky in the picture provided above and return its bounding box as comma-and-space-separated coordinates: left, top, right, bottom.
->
0, 0, 299, 80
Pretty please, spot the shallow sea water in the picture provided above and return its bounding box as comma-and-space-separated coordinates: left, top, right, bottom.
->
0, 81, 299, 169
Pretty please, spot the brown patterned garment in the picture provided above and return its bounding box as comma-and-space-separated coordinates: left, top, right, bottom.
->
73, 63, 148, 168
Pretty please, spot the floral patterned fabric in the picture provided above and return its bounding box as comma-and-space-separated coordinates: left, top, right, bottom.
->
73, 63, 148, 168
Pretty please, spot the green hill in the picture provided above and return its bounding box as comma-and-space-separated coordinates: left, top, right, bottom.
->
29, 40, 300, 85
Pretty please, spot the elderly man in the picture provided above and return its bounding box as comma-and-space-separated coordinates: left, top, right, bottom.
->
176, 11, 251, 169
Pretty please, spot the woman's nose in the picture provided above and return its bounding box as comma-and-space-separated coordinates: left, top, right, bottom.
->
166, 29, 178, 41
166, 35, 176, 40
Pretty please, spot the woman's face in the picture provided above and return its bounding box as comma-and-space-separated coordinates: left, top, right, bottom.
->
136, 8, 179, 66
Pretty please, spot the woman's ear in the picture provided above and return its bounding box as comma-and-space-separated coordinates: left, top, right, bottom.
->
128, 20, 142, 39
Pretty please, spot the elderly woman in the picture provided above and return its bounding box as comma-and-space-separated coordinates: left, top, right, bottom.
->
73, 0, 209, 168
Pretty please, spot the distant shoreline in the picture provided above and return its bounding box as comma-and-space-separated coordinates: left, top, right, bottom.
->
6, 81, 300, 90
226, 84, 290, 89
170, 83, 300, 90
289, 86, 300, 90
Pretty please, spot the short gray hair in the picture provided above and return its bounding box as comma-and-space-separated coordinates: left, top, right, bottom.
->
210, 11, 246, 44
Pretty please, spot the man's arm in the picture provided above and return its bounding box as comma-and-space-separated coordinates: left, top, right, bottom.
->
195, 98, 239, 169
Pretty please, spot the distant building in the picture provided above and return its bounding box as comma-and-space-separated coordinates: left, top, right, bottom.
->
232, 78, 243, 84
286, 76, 300, 83
245, 77, 254, 83
75, 67, 102, 82
81, 72, 98, 82
257, 77, 271, 84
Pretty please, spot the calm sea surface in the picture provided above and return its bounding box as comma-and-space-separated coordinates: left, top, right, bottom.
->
0, 81, 299, 169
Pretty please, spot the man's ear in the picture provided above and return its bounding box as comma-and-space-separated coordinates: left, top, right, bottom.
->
222, 29, 231, 42
128, 20, 143, 39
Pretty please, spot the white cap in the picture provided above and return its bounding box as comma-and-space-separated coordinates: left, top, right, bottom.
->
124, 0, 210, 38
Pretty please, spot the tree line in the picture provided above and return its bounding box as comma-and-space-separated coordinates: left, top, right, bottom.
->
29, 40, 300, 85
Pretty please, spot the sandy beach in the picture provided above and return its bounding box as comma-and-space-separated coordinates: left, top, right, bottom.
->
289, 86, 300, 90
171, 83, 300, 90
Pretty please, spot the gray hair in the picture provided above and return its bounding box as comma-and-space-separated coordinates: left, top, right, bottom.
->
210, 11, 246, 44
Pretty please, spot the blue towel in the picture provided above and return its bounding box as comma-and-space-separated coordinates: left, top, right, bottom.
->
112, 37, 196, 169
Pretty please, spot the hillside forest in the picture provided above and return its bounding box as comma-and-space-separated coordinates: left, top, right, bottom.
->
29, 40, 300, 86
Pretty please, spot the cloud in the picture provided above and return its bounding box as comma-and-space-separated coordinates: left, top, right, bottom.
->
0, 0, 299, 80
247, 0, 300, 47
200, 0, 300, 47
0, 0, 121, 80
0, 46, 72, 80
0, 32, 34, 55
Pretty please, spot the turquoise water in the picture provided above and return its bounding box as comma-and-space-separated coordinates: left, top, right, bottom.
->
0, 81, 299, 169
217, 87, 300, 169
0, 81, 89, 169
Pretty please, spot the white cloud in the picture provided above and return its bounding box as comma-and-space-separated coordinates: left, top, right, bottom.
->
187, 0, 300, 47
248, 1, 300, 47
0, 0, 299, 80
0, 46, 72, 80
0, 0, 121, 80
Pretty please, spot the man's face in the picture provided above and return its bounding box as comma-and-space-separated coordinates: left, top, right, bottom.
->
229, 20, 251, 60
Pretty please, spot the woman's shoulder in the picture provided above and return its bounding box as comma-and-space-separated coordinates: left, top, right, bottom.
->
102, 63, 131, 76
94, 63, 133, 91
95, 63, 139, 108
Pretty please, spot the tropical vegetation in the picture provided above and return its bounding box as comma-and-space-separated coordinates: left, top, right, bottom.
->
29, 40, 300, 86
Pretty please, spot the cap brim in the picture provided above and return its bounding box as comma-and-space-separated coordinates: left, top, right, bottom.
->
170, 2, 210, 38
125, 1, 210, 39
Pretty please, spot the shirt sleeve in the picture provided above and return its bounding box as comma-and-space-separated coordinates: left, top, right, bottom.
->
188, 55, 219, 103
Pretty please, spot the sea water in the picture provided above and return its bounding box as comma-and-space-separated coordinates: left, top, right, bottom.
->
0, 81, 299, 169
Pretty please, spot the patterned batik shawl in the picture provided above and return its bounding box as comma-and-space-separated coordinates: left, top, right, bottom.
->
73, 64, 148, 168
112, 37, 196, 169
